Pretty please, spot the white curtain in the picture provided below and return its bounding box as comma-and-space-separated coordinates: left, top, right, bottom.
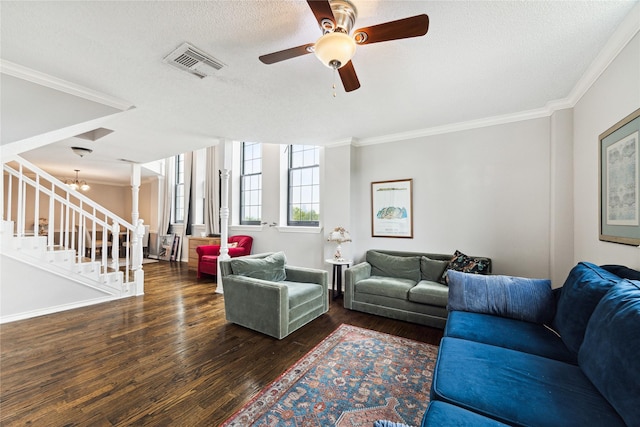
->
204, 146, 220, 235
159, 156, 174, 237
176, 151, 194, 261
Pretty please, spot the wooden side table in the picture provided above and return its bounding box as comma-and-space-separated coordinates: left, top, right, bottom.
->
188, 236, 221, 270
325, 259, 352, 300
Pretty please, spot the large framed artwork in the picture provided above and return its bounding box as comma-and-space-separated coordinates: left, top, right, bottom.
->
371, 179, 413, 238
599, 107, 640, 246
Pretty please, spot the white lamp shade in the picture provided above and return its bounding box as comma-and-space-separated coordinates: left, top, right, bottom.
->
314, 32, 356, 69
328, 227, 352, 243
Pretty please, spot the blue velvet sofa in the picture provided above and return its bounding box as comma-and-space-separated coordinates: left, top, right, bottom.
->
422, 262, 640, 427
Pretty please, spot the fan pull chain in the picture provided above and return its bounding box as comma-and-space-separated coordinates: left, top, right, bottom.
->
332, 68, 337, 98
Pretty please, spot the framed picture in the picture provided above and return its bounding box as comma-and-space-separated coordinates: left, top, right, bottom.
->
599, 107, 640, 246
159, 234, 175, 261
371, 179, 413, 238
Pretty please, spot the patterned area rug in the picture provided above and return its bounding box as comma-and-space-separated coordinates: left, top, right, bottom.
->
221, 324, 439, 427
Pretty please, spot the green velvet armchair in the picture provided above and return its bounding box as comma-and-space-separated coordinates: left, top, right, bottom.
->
219, 252, 329, 339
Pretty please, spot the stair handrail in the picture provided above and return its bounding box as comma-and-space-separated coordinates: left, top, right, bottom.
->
2, 155, 146, 290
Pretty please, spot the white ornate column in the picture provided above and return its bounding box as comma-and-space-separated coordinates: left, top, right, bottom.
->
131, 219, 145, 271
131, 164, 145, 295
216, 140, 232, 294
130, 164, 141, 225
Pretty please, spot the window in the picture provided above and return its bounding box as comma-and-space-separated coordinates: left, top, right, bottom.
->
240, 142, 262, 225
173, 154, 184, 223
288, 145, 320, 226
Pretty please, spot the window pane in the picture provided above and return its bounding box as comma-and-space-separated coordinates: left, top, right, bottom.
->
250, 206, 260, 221
241, 142, 262, 224
291, 151, 302, 168
300, 186, 311, 203
303, 149, 314, 166
291, 169, 301, 187
301, 168, 312, 185
288, 145, 320, 226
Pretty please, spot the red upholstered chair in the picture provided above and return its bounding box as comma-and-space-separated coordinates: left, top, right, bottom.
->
196, 235, 253, 279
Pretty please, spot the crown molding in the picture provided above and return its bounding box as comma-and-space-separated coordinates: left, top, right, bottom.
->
355, 108, 552, 147
0, 60, 135, 111
567, 2, 640, 107
324, 137, 359, 148
355, 2, 640, 148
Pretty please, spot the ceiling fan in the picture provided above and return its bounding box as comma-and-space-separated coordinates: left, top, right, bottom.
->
259, 0, 429, 92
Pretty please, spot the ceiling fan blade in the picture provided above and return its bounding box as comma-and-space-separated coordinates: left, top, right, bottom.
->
354, 14, 429, 45
306, 0, 335, 29
259, 43, 314, 64
338, 61, 360, 92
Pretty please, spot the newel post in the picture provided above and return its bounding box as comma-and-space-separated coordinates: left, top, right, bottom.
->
111, 221, 120, 270
217, 169, 230, 294
216, 140, 232, 294
130, 163, 140, 226
132, 219, 144, 271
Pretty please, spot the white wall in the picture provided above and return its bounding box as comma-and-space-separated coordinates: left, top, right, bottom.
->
549, 109, 576, 286
573, 32, 640, 269
82, 182, 130, 219
0, 254, 111, 320
323, 143, 353, 262
349, 118, 555, 281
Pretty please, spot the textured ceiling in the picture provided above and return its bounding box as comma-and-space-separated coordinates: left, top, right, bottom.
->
1, 0, 638, 183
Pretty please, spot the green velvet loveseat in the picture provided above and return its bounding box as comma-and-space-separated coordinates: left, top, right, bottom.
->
344, 249, 491, 328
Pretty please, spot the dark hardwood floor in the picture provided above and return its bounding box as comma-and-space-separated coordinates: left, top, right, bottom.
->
0, 261, 443, 426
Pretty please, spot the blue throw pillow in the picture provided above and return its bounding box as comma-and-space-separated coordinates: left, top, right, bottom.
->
447, 270, 555, 324
578, 280, 640, 427
229, 252, 286, 281
552, 262, 621, 355
600, 264, 640, 280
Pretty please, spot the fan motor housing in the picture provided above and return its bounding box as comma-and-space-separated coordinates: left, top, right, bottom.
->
329, 0, 357, 34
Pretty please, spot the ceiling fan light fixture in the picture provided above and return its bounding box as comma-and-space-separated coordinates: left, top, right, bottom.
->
314, 32, 356, 69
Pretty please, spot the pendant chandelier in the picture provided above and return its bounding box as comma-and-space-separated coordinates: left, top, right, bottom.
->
66, 169, 90, 191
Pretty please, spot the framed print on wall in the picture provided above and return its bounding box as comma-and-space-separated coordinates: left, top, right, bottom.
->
371, 179, 413, 238
599, 107, 640, 246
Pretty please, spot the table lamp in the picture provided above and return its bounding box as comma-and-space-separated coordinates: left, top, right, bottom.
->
327, 227, 352, 261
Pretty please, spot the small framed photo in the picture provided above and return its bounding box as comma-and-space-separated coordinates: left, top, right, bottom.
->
159, 234, 175, 261
371, 179, 413, 238
599, 107, 640, 246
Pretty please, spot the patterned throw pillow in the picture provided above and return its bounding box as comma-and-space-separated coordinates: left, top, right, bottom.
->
449, 250, 491, 274
444, 250, 491, 283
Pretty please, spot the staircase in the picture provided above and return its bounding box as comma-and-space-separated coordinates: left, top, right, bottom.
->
1, 156, 145, 323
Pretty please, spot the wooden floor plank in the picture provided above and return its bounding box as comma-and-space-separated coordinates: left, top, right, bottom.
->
0, 261, 443, 426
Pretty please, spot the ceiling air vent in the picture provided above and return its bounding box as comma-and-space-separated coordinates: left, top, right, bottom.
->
163, 42, 225, 78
